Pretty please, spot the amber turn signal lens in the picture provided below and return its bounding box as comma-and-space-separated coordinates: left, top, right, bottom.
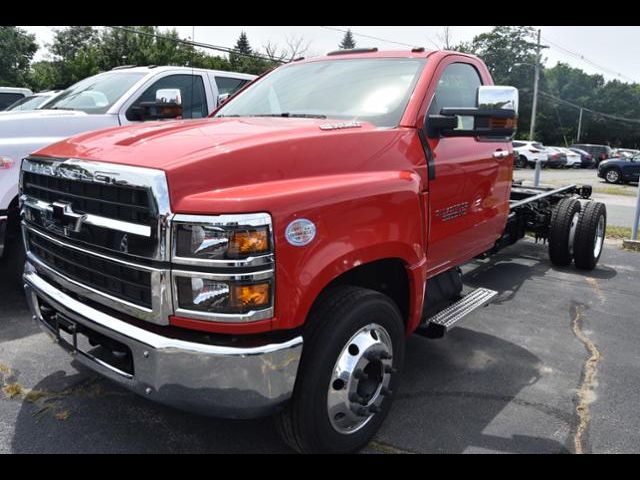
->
232, 283, 270, 308
229, 229, 269, 256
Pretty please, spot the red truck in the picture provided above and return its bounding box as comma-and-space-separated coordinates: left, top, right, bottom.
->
20, 49, 606, 453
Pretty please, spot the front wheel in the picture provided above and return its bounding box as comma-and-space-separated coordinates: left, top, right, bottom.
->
275, 286, 405, 453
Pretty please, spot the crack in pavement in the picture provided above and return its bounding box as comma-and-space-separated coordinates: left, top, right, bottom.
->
570, 302, 602, 455
367, 440, 417, 454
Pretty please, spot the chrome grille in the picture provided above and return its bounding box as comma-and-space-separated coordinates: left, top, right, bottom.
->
22, 171, 152, 224
27, 230, 153, 308
21, 156, 173, 325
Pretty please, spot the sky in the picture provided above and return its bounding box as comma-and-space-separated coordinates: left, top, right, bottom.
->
19, 26, 640, 84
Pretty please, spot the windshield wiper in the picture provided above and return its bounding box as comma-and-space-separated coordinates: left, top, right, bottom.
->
217, 113, 327, 119
253, 113, 327, 119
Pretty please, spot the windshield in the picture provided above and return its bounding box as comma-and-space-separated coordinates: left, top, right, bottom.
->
6, 95, 50, 111
215, 58, 427, 128
44, 72, 146, 114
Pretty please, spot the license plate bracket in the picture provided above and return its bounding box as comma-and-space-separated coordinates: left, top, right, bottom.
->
53, 314, 79, 356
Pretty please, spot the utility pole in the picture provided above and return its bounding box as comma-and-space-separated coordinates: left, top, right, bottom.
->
529, 29, 541, 141
577, 108, 584, 142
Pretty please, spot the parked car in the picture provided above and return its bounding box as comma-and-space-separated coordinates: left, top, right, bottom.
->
569, 147, 595, 168
545, 147, 568, 168
512, 140, 548, 168
556, 147, 582, 168
613, 148, 640, 159
3, 90, 64, 111
598, 155, 640, 184
570, 144, 613, 167
0, 66, 255, 259
0, 87, 33, 110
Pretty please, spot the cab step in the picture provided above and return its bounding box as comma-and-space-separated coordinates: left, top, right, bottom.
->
416, 287, 498, 339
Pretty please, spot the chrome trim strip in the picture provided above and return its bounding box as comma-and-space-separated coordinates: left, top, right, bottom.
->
22, 195, 152, 237
171, 213, 275, 268
172, 253, 275, 268
24, 223, 160, 273
173, 307, 275, 323
171, 268, 275, 282
173, 213, 272, 226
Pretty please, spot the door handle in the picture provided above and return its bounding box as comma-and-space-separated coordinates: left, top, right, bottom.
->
493, 150, 511, 159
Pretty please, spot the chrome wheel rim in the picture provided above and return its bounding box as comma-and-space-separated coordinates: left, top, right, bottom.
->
606, 170, 619, 183
594, 215, 605, 258
568, 211, 580, 257
327, 323, 393, 435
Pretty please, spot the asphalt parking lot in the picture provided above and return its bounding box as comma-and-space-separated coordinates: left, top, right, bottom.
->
1, 237, 639, 454
513, 167, 639, 228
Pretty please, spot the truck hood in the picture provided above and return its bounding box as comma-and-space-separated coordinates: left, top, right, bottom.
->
38, 117, 380, 170
0, 109, 118, 140
35, 117, 417, 211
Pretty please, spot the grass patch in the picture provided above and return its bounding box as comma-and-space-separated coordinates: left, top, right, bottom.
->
607, 225, 632, 239
54, 410, 71, 421
24, 390, 48, 403
593, 186, 638, 197
2, 383, 23, 399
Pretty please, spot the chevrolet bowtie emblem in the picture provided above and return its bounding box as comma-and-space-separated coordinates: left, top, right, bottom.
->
50, 201, 86, 234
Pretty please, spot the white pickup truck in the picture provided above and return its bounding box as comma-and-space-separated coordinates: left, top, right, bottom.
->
0, 66, 255, 257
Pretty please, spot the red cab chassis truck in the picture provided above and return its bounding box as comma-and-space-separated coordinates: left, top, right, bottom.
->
20, 49, 606, 453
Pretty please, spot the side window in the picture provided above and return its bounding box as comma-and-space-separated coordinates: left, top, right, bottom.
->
0, 93, 25, 110
126, 74, 208, 121
428, 63, 482, 130
215, 77, 248, 96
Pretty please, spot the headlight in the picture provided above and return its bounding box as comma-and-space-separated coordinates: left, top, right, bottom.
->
171, 213, 274, 323
173, 213, 272, 265
172, 272, 274, 322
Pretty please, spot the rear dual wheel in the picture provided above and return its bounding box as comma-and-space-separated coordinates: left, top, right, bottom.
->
548, 198, 606, 271
275, 286, 405, 454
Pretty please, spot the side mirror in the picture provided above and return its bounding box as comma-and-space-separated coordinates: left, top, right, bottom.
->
217, 93, 231, 107
427, 85, 519, 139
137, 88, 184, 121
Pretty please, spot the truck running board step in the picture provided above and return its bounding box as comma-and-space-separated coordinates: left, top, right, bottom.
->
417, 287, 498, 339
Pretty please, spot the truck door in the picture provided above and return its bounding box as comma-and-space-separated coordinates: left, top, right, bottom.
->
424, 60, 512, 275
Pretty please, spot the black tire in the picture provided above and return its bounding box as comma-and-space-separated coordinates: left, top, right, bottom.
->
604, 168, 622, 184
573, 202, 607, 271
275, 286, 405, 454
549, 198, 581, 267
516, 155, 528, 169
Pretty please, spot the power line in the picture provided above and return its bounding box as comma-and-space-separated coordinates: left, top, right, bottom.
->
541, 34, 638, 84
540, 91, 640, 125
105, 26, 285, 64
319, 26, 436, 50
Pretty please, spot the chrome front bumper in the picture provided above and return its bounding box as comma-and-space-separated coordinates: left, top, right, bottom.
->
24, 262, 303, 419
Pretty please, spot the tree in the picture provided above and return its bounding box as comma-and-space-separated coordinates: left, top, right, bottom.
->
263, 35, 311, 62
235, 31, 252, 55
229, 31, 274, 75
0, 26, 38, 87
435, 26, 453, 50
339, 29, 356, 50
